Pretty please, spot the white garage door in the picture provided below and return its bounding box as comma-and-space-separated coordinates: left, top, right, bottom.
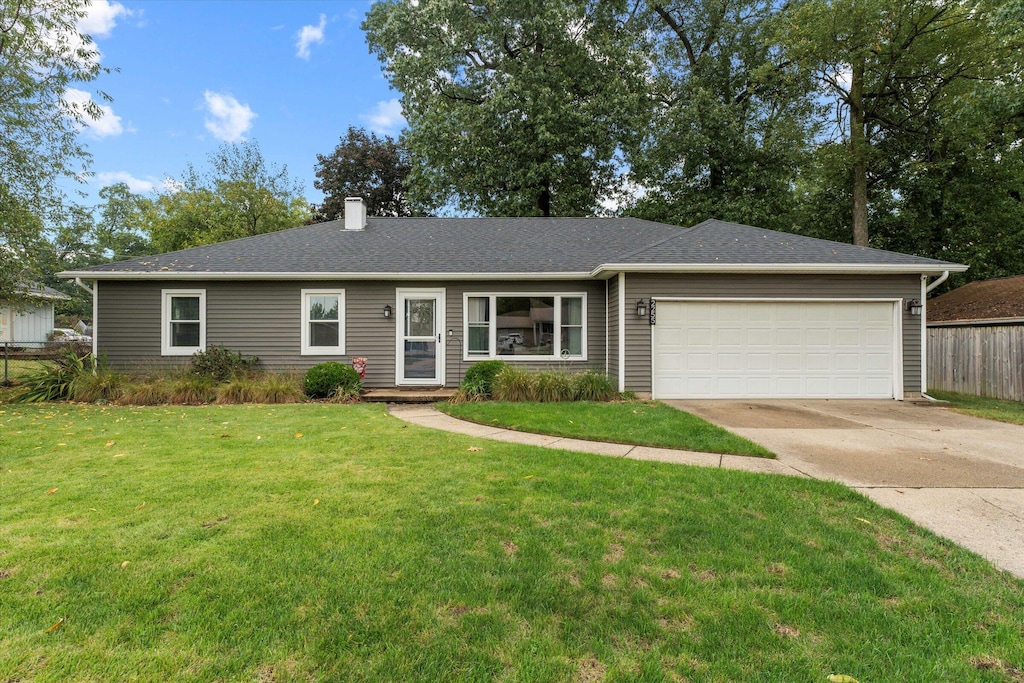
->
652, 301, 897, 399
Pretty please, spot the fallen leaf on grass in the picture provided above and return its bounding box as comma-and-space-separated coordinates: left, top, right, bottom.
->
294, 433, 303, 438
524, 475, 534, 480
468, 446, 481, 452
105, 440, 115, 447
855, 518, 872, 525
827, 676, 859, 683
313, 499, 320, 506
121, 561, 129, 568
135, 502, 146, 511
47, 488, 58, 495
45, 618, 64, 633
112, 454, 126, 458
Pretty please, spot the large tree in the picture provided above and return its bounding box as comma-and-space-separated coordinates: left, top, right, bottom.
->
782, 0, 1016, 246
364, 0, 641, 216
1, 0, 109, 303
147, 141, 309, 252
313, 126, 414, 220
625, 0, 818, 231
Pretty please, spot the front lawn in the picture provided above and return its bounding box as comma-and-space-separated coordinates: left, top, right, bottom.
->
929, 390, 1024, 426
2, 403, 1022, 682
440, 400, 774, 458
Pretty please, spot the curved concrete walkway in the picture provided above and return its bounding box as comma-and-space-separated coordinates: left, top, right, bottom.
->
387, 404, 801, 477
388, 402, 1024, 579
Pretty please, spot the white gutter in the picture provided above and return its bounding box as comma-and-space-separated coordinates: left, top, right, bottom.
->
57, 270, 594, 281
925, 270, 950, 293
921, 270, 950, 398
73, 278, 98, 359
592, 263, 968, 277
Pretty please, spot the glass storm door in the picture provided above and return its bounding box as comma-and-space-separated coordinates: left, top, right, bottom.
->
397, 289, 445, 385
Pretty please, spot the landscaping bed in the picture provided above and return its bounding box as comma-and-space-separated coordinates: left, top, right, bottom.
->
2, 403, 1022, 681
440, 400, 774, 458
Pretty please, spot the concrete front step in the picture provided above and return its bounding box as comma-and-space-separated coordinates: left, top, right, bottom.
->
363, 388, 456, 404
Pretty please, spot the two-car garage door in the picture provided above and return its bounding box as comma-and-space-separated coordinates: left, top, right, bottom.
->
651, 300, 898, 399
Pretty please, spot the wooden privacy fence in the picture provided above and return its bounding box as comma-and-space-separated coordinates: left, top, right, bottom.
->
927, 324, 1024, 400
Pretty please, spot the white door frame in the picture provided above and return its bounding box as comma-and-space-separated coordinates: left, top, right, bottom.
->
649, 297, 903, 400
395, 288, 446, 386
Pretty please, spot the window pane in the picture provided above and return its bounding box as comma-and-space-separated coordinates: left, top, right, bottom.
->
467, 326, 489, 353
406, 299, 435, 337
309, 295, 338, 321
496, 296, 553, 356
171, 321, 200, 347
467, 297, 489, 323
561, 327, 583, 355
561, 297, 582, 326
170, 296, 200, 321
310, 321, 339, 347
404, 340, 436, 378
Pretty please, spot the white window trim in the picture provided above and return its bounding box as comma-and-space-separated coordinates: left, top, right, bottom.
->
301, 289, 346, 356
462, 292, 587, 362
161, 289, 206, 356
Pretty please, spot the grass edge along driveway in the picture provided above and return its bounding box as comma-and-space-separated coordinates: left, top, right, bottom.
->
2, 402, 1023, 682
929, 390, 1024, 426
439, 400, 774, 458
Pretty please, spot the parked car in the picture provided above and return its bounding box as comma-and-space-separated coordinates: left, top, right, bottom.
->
52, 328, 92, 343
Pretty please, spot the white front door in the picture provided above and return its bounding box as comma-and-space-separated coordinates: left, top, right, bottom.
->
396, 288, 445, 385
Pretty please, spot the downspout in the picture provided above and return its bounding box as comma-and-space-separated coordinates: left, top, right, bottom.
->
921, 270, 949, 401
73, 278, 98, 360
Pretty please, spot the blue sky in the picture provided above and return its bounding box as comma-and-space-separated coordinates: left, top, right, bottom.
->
67, 0, 405, 206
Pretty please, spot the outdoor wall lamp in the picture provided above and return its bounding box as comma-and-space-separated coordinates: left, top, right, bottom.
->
906, 299, 922, 316
635, 299, 648, 317
383, 304, 393, 318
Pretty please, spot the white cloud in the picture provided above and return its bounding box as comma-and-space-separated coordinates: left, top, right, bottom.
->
95, 171, 158, 193
79, 0, 132, 39
362, 98, 406, 135
295, 14, 327, 60
202, 91, 256, 142
63, 88, 124, 138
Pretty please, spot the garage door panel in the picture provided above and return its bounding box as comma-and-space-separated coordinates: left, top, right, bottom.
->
652, 301, 896, 399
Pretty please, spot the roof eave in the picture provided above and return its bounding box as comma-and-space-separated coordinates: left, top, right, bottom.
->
57, 270, 595, 281
591, 263, 968, 277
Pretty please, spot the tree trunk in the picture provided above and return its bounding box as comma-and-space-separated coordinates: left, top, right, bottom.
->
538, 180, 551, 217
849, 58, 869, 247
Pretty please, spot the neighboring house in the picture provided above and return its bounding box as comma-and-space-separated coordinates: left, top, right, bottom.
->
0, 285, 70, 347
926, 275, 1024, 401
60, 198, 965, 399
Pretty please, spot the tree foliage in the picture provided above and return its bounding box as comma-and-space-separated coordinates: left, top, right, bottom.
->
782, 0, 1019, 246
625, 0, 818, 232
0, 0, 108, 303
364, 0, 641, 216
313, 126, 414, 220
147, 141, 310, 252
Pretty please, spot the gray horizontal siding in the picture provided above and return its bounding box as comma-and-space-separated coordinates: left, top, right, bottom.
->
97, 278, 609, 388
623, 273, 923, 396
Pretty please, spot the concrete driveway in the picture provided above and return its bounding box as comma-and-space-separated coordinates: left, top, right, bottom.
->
666, 399, 1024, 578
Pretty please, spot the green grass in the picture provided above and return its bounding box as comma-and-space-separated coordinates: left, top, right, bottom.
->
439, 400, 774, 458
929, 390, 1024, 426
2, 404, 1023, 682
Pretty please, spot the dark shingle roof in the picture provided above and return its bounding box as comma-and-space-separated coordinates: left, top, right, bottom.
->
617, 219, 957, 267
62, 216, 963, 278
929, 275, 1024, 322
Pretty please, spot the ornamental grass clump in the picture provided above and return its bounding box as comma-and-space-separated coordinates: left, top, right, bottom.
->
570, 371, 617, 401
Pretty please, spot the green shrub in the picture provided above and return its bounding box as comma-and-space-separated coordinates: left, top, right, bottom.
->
492, 365, 533, 402
304, 362, 361, 399
570, 371, 617, 401
15, 348, 91, 402
461, 360, 506, 398
191, 346, 259, 382
533, 371, 574, 402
